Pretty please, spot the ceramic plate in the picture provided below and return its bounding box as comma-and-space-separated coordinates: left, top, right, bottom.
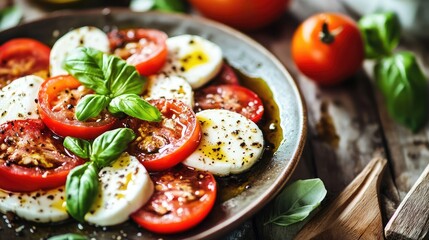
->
0, 8, 306, 240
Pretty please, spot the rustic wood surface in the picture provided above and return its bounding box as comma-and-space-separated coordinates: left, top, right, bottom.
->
295, 156, 386, 240
11, 0, 429, 239
385, 164, 429, 240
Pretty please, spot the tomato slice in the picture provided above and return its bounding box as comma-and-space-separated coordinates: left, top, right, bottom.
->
38, 75, 117, 140
131, 165, 217, 234
210, 62, 240, 85
0, 38, 50, 88
119, 99, 201, 171
108, 28, 168, 76
194, 84, 264, 122
0, 119, 84, 192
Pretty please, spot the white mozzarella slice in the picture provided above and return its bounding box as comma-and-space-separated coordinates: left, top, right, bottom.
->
0, 75, 43, 125
183, 109, 264, 176
85, 153, 154, 226
0, 186, 68, 223
159, 34, 223, 89
144, 75, 194, 107
50, 26, 109, 76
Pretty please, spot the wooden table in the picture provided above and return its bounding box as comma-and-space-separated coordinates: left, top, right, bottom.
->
12, 0, 429, 239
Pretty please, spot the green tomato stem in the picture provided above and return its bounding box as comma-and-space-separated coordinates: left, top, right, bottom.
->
320, 22, 335, 44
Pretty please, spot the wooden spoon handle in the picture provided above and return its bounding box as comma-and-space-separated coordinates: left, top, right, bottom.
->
295, 156, 386, 240
385, 163, 429, 240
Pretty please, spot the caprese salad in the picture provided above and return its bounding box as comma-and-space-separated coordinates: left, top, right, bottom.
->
0, 25, 268, 235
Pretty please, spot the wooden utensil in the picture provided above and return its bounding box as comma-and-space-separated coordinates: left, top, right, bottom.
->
295, 156, 387, 240
385, 163, 429, 240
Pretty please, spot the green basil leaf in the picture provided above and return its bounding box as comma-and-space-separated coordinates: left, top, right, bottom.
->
48, 233, 88, 240
0, 6, 22, 30
108, 94, 161, 121
265, 179, 326, 226
65, 162, 99, 222
63, 47, 109, 95
75, 94, 110, 121
358, 12, 401, 59
374, 51, 428, 132
90, 128, 136, 167
153, 0, 188, 12
63, 137, 91, 159
102, 54, 145, 97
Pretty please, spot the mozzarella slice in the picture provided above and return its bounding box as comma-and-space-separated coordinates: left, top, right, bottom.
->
144, 75, 194, 107
50, 26, 109, 76
0, 75, 43, 125
158, 35, 223, 89
85, 153, 154, 226
0, 186, 68, 223
183, 109, 264, 176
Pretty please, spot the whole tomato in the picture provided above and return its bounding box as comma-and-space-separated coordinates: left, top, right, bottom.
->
189, 0, 290, 30
291, 13, 364, 85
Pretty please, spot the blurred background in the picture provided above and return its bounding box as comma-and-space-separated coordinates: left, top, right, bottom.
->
3, 0, 429, 39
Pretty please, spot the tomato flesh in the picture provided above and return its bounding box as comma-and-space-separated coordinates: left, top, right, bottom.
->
108, 28, 168, 76
38, 75, 117, 139
0, 38, 50, 88
0, 119, 84, 192
131, 165, 216, 234
194, 84, 264, 122
210, 62, 240, 86
119, 99, 201, 171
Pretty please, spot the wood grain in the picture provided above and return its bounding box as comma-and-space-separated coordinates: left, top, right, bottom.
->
295, 156, 387, 240
385, 163, 429, 240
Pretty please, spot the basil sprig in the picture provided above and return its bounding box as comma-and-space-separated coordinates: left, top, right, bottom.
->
0, 5, 22, 31
63, 47, 161, 122
48, 233, 88, 240
64, 128, 136, 221
265, 179, 326, 226
358, 12, 401, 59
358, 12, 429, 132
374, 52, 428, 132
130, 0, 188, 12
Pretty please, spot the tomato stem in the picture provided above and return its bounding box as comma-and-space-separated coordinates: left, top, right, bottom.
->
320, 22, 335, 44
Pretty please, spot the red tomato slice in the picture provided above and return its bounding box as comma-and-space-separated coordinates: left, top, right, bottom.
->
0, 119, 84, 192
210, 62, 240, 86
194, 84, 264, 122
0, 38, 50, 88
38, 75, 117, 140
131, 165, 217, 234
119, 99, 201, 171
108, 28, 168, 76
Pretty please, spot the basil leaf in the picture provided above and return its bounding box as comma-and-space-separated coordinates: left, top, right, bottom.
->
90, 128, 136, 167
65, 162, 99, 222
153, 0, 188, 12
63, 137, 91, 159
75, 94, 110, 121
358, 12, 401, 59
374, 51, 428, 132
102, 54, 145, 97
63, 47, 109, 95
48, 233, 88, 240
265, 179, 326, 226
109, 94, 161, 121
0, 6, 22, 30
